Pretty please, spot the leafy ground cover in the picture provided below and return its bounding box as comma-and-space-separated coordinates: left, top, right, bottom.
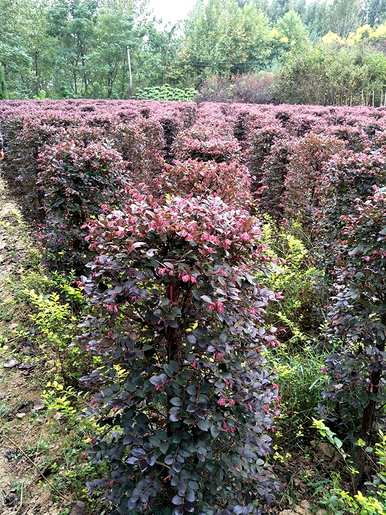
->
0, 177, 104, 514
0, 176, 63, 513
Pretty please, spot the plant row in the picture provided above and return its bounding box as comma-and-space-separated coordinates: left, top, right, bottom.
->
0, 99, 384, 513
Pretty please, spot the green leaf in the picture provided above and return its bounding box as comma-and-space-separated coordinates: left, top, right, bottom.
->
164, 361, 179, 377
197, 418, 210, 431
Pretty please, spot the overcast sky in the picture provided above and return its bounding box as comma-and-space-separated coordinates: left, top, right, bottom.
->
149, 0, 197, 23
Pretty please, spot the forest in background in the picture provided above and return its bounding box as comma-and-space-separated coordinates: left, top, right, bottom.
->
1, 0, 386, 104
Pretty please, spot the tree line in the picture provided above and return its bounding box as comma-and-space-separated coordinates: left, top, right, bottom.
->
1, 0, 386, 101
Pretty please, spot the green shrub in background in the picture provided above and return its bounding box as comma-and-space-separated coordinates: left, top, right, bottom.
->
275, 43, 386, 106
135, 84, 197, 101
259, 219, 324, 345
0, 66, 7, 99
268, 345, 329, 444
315, 427, 386, 515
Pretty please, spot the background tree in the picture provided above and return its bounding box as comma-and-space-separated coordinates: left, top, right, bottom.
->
20, 0, 55, 98
271, 9, 309, 62
182, 0, 272, 84
0, 65, 7, 99
302, 1, 331, 39
327, 0, 363, 37
0, 0, 386, 100
47, 0, 98, 97
89, 3, 137, 97
275, 40, 386, 106
269, 0, 291, 21
0, 0, 31, 97
363, 0, 386, 26
136, 23, 184, 88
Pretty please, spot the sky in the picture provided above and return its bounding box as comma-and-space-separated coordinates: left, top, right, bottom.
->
149, 0, 197, 23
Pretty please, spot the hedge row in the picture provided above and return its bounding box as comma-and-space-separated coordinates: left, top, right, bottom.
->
0, 99, 385, 511
1, 100, 385, 195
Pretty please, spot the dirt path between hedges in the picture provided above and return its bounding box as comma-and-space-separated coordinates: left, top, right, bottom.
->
0, 176, 61, 515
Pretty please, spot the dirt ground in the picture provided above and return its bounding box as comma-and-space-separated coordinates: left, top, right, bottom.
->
0, 176, 63, 514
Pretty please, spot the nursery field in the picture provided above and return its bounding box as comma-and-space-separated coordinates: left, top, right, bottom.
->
0, 99, 385, 514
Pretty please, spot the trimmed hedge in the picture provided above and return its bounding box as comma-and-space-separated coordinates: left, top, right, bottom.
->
1, 100, 385, 504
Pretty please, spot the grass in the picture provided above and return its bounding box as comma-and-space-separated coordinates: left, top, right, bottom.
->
0, 401, 11, 418
0, 176, 101, 514
268, 343, 329, 437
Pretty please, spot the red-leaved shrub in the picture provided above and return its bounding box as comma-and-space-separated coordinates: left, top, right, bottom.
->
283, 133, 345, 227
155, 159, 252, 209
81, 193, 280, 512
321, 187, 386, 442
37, 139, 127, 267
314, 149, 386, 252
172, 126, 241, 163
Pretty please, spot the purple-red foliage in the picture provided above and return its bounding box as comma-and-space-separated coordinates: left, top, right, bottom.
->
172, 125, 241, 163
110, 118, 165, 182
2, 97, 386, 507
257, 138, 293, 218
249, 125, 287, 191
155, 159, 252, 209
283, 133, 345, 227
37, 139, 127, 266
2, 98, 386, 268
314, 149, 386, 248
321, 187, 386, 440
325, 125, 370, 152
81, 193, 280, 512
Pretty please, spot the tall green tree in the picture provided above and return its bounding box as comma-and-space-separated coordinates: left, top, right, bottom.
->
269, 0, 291, 21
0, 0, 31, 97
364, 0, 386, 26
272, 9, 309, 60
302, 1, 331, 38
90, 4, 136, 97
182, 0, 272, 84
0, 65, 7, 99
20, 0, 55, 97
47, 0, 98, 96
327, 0, 364, 37
136, 23, 184, 87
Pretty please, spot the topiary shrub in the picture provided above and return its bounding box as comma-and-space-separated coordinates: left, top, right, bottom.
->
249, 126, 287, 193
172, 125, 241, 163
155, 159, 252, 209
314, 149, 386, 255
81, 193, 280, 513
257, 138, 293, 219
0, 116, 74, 219
37, 139, 127, 268
321, 187, 386, 443
110, 118, 166, 183
326, 125, 370, 152
283, 133, 345, 229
